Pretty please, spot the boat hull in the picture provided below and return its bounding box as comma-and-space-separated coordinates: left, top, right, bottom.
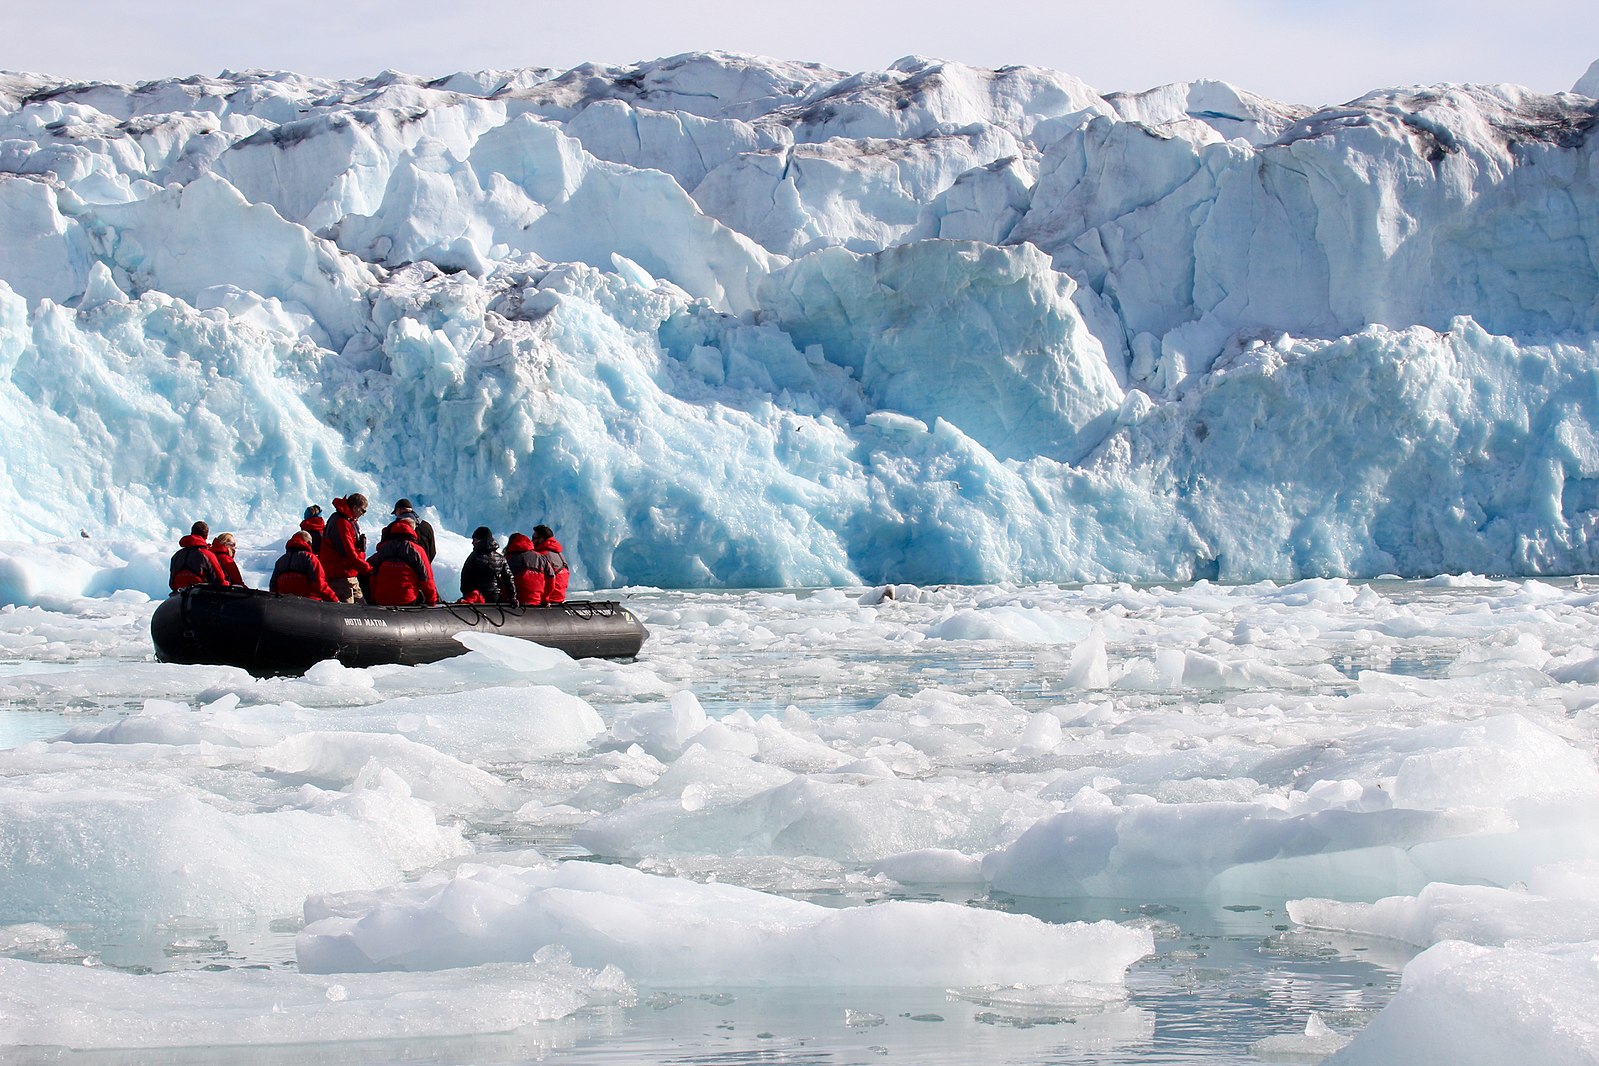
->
151, 587, 647, 676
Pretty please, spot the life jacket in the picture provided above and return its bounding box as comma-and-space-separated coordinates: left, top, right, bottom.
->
536, 535, 569, 604
170, 534, 227, 591
270, 538, 337, 601
508, 534, 569, 605
368, 524, 439, 606
505, 533, 542, 604
320, 498, 370, 579
211, 539, 245, 588
393, 508, 437, 561
299, 515, 326, 556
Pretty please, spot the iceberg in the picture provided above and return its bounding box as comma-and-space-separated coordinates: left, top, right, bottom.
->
2, 54, 1599, 590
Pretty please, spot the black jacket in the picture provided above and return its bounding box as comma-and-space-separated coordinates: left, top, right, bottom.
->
460, 545, 516, 604
395, 510, 437, 561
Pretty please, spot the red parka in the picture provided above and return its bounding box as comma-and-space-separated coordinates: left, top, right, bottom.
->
170, 534, 228, 591
507, 533, 568, 605
505, 534, 540, 605
299, 514, 326, 556
320, 497, 371, 580
269, 536, 337, 601
367, 522, 439, 606
211, 539, 246, 588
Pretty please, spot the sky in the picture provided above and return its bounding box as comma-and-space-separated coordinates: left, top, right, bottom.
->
6, 0, 1598, 107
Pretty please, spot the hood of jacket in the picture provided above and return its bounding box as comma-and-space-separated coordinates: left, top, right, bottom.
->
379, 520, 419, 544
506, 533, 534, 554
178, 534, 209, 548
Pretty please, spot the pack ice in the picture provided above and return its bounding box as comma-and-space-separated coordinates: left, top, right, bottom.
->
4, 55, 1599, 592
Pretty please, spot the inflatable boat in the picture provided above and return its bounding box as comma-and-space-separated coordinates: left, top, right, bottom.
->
151, 586, 648, 676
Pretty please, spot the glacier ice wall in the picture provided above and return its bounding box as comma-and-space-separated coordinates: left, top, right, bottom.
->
3, 55, 1599, 587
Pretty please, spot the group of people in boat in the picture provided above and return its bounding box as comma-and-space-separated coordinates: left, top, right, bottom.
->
169, 493, 570, 608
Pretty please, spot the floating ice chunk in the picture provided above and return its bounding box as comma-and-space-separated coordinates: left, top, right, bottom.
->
0, 780, 466, 925
0, 541, 103, 606
1014, 711, 1063, 756
1388, 714, 1599, 810
684, 718, 760, 757
613, 690, 713, 759
452, 631, 576, 671
303, 657, 380, 690
259, 731, 524, 811
57, 697, 258, 747
747, 713, 852, 773
868, 848, 987, 885
580, 745, 1051, 863
984, 798, 1506, 901
1324, 939, 1599, 1065
924, 605, 1094, 643
1063, 626, 1110, 689
0, 955, 625, 1049
297, 860, 1152, 988
1287, 861, 1599, 949
1249, 1012, 1353, 1059
369, 685, 606, 760
595, 744, 667, 787
572, 745, 795, 858
0, 923, 72, 956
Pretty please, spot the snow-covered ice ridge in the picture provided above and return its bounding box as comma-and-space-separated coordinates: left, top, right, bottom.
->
5, 53, 1599, 588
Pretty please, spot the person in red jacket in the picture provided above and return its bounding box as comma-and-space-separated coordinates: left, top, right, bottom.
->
211, 533, 246, 588
170, 521, 229, 591
533, 525, 570, 604
504, 532, 541, 605
319, 494, 371, 603
300, 505, 326, 556
367, 517, 440, 606
508, 524, 570, 605
269, 532, 337, 602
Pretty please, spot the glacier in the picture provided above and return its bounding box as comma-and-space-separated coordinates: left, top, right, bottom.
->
4, 55, 1599, 589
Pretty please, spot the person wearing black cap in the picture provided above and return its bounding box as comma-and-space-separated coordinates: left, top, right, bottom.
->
300, 505, 325, 555
460, 526, 516, 605
390, 498, 437, 561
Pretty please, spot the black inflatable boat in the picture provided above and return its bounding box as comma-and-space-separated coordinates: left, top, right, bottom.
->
151, 586, 648, 676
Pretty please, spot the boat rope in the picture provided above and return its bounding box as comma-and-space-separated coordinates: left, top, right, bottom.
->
178, 587, 198, 641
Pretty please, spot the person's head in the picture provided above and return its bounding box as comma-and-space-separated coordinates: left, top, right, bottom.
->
213, 533, 236, 550
292, 531, 312, 548
191, 521, 209, 538
533, 524, 553, 542
303, 504, 322, 520
347, 493, 368, 516
392, 498, 414, 515
472, 526, 495, 546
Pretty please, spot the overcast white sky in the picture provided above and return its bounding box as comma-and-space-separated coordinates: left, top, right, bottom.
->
8, 0, 1597, 107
